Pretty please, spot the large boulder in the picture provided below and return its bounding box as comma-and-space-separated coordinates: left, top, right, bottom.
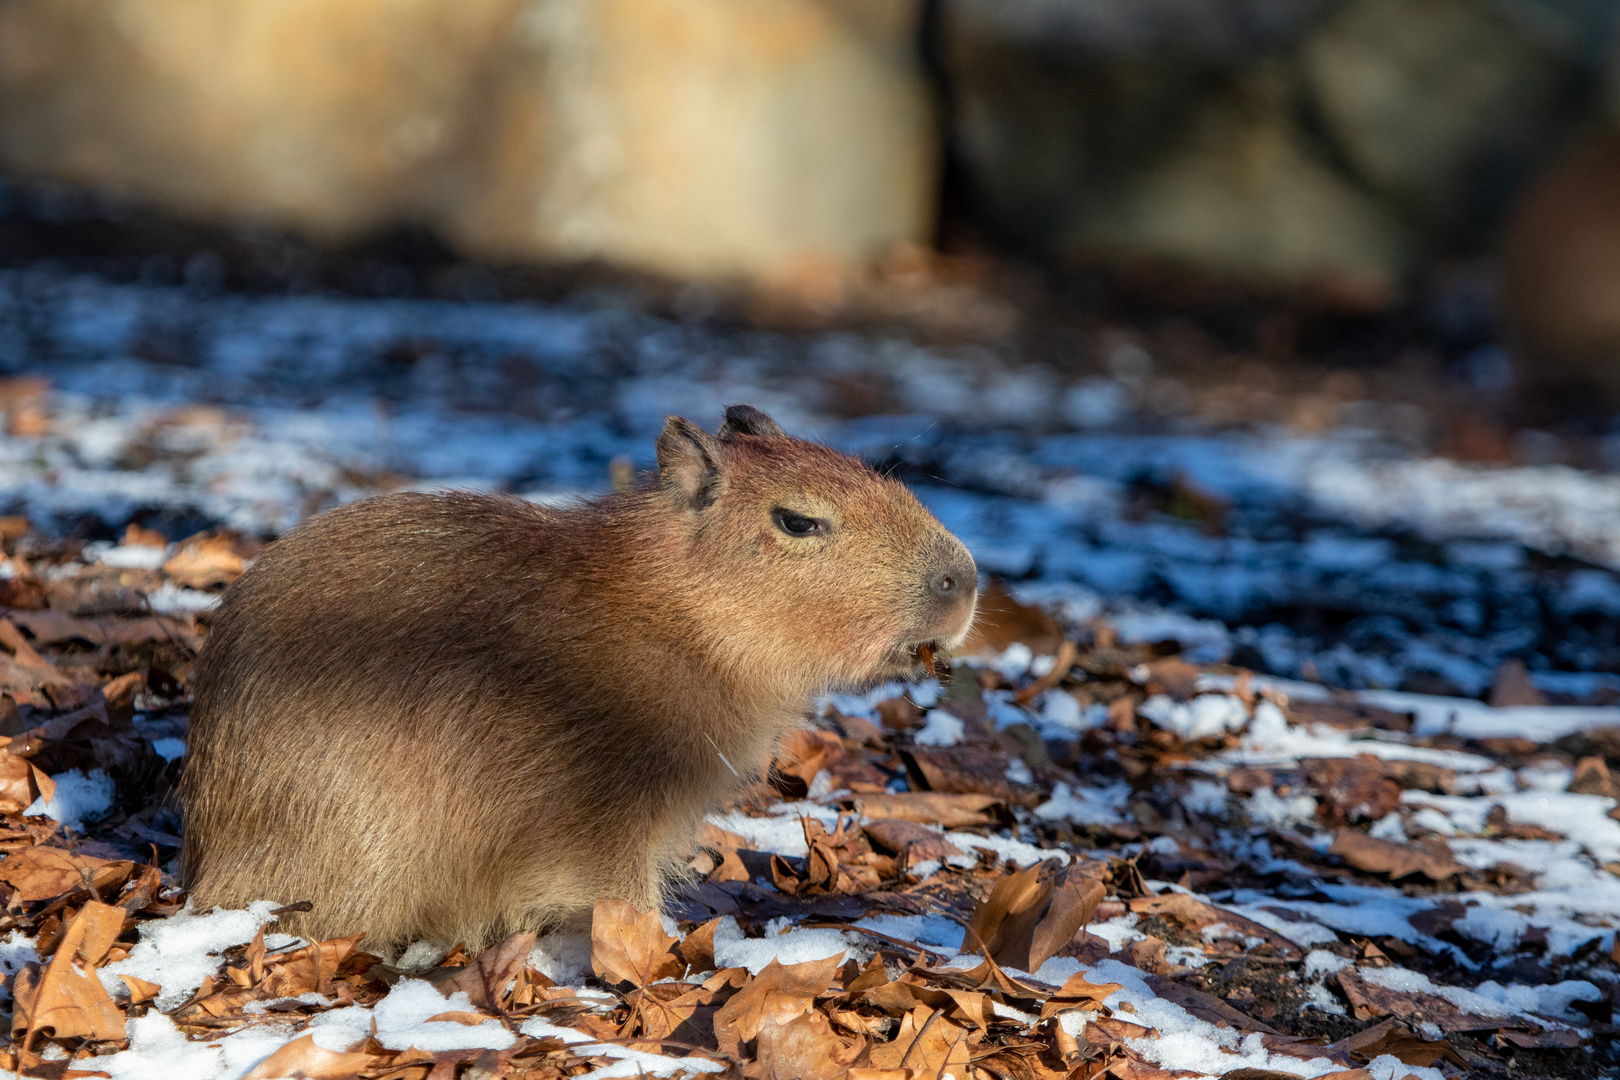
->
0, 0, 523, 237
441, 0, 933, 278
1058, 63, 1408, 291
939, 0, 1408, 289
0, 0, 934, 279
1301, 0, 1583, 240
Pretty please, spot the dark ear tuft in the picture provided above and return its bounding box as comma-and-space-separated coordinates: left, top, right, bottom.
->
718, 404, 785, 440
656, 416, 724, 511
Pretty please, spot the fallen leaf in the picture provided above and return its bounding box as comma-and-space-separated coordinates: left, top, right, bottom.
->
855, 792, 1002, 828
754, 1007, 865, 1080
12, 901, 127, 1045
1284, 700, 1411, 733
261, 934, 374, 998
713, 953, 844, 1057
118, 974, 159, 1005
1041, 971, 1125, 1020
1144, 977, 1278, 1035
0, 847, 135, 903
1125, 937, 1169, 975
1495, 1028, 1584, 1049
1126, 893, 1298, 956
867, 1004, 973, 1076
162, 531, 250, 589
591, 899, 683, 988
239, 1033, 379, 1080
906, 746, 1041, 807
1301, 757, 1402, 826
1330, 830, 1466, 882
0, 752, 50, 815
862, 818, 963, 870
429, 930, 535, 1010
1570, 755, 1620, 798
1332, 970, 1501, 1031
771, 728, 844, 798
677, 917, 720, 974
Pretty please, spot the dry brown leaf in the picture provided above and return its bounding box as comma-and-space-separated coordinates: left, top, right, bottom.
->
239, 1033, 380, 1079
0, 752, 50, 815
1125, 937, 1169, 976
677, 917, 721, 974
963, 862, 1049, 961
1041, 972, 1125, 1020
754, 1007, 866, 1080
712, 953, 844, 1057
428, 930, 535, 1011
1570, 755, 1620, 798
591, 899, 682, 988
770, 728, 843, 797
2, 609, 201, 652
1301, 757, 1402, 826
862, 819, 962, 871
867, 1005, 973, 1077
262, 934, 372, 998
906, 745, 1041, 807
1331, 969, 1501, 1032
964, 861, 1105, 974
423, 1010, 494, 1026
0, 847, 135, 903
11, 900, 127, 1045
1026, 872, 1106, 973
1012, 640, 1079, 705
856, 792, 1001, 828
162, 531, 249, 589
1329, 830, 1466, 882
118, 974, 159, 1005
1144, 977, 1279, 1035
1489, 658, 1548, 708
1125, 893, 1298, 957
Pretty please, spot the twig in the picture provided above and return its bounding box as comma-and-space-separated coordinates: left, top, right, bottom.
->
1013, 640, 1079, 706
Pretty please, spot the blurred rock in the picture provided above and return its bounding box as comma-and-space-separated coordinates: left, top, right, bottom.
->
1502, 129, 1620, 394
941, 0, 1407, 291
941, 0, 1331, 249
940, 0, 1611, 290
0, 0, 523, 236
0, 0, 934, 280
1302, 0, 1581, 239
1061, 64, 1409, 292
446, 0, 934, 278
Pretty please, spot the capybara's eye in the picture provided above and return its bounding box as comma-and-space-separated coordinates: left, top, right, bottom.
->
772, 508, 821, 536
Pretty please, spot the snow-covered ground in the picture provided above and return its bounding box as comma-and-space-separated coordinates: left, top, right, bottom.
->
1, 269, 1617, 1078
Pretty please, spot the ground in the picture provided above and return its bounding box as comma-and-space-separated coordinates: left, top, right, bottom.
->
0, 260, 1613, 1078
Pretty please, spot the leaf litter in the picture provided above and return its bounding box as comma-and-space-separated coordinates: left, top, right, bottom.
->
0, 284, 1615, 1076
0, 534, 1605, 1078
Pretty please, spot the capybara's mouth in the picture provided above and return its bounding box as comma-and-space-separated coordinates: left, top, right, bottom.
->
892, 639, 945, 677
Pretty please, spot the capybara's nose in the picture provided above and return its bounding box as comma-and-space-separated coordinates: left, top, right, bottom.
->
927, 548, 978, 607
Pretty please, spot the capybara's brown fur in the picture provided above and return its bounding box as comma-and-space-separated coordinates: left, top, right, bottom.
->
181, 406, 977, 952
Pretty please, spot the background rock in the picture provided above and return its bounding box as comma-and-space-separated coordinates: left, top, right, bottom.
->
1302, 0, 1584, 241
0, 0, 522, 237
443, 0, 934, 279
0, 0, 935, 280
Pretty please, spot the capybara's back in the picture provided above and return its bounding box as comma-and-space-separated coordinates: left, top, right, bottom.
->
182, 406, 976, 952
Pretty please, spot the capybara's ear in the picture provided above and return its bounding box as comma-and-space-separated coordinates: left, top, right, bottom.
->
656, 416, 725, 511
717, 404, 784, 440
